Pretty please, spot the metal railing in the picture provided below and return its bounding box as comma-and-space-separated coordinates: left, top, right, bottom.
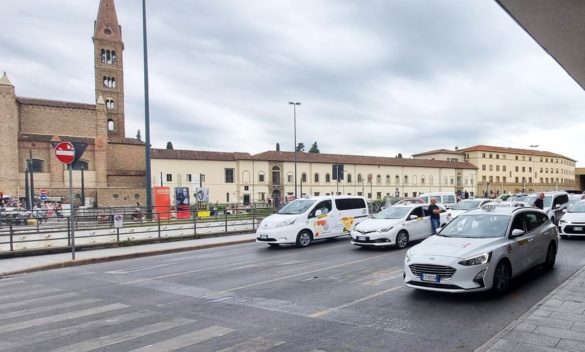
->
0, 203, 273, 255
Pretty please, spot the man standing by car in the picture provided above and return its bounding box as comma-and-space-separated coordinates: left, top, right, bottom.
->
534, 192, 544, 209
428, 198, 441, 234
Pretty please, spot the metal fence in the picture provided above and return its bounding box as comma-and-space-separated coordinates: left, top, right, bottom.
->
0, 203, 273, 255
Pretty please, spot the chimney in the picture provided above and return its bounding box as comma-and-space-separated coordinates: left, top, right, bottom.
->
276, 143, 280, 151
455, 146, 459, 151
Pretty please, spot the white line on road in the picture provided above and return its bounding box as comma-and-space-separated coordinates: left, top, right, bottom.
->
0, 303, 128, 333
0, 292, 80, 312
0, 288, 61, 304
105, 263, 177, 275
308, 285, 403, 318
129, 325, 234, 352
0, 298, 101, 321
216, 336, 285, 352
50, 317, 196, 352
208, 252, 395, 297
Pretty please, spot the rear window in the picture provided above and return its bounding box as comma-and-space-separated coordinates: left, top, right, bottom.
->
335, 198, 366, 210
443, 195, 456, 203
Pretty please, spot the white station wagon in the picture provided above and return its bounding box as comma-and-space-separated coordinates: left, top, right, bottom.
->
351, 204, 449, 249
404, 205, 558, 294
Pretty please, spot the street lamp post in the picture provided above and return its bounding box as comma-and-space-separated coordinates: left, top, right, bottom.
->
529, 144, 539, 192
288, 102, 301, 199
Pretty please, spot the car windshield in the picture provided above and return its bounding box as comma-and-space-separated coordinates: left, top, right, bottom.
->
374, 206, 411, 219
439, 214, 510, 238
451, 200, 481, 210
568, 202, 585, 213
525, 195, 552, 208
510, 195, 527, 202
277, 199, 315, 215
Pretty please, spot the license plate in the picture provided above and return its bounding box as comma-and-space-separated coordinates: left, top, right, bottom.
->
574, 227, 583, 231
421, 273, 439, 282
357, 236, 367, 241
260, 235, 268, 239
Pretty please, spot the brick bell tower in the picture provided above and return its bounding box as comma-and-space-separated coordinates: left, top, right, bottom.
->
93, 0, 125, 140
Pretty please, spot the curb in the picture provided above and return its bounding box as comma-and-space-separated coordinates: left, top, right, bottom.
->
474, 266, 585, 352
0, 238, 255, 277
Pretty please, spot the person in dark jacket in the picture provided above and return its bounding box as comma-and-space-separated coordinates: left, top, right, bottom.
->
533, 192, 544, 209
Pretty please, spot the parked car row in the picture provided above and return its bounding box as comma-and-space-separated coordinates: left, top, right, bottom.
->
256, 196, 562, 295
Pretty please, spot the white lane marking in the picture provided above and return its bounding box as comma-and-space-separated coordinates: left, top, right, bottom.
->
216, 336, 285, 352
50, 318, 196, 352
0, 288, 61, 304
0, 280, 27, 287
14, 311, 156, 348
0, 303, 128, 333
0, 298, 101, 320
129, 326, 234, 352
0, 284, 46, 296
308, 285, 403, 318
105, 263, 176, 275
208, 253, 395, 297
0, 292, 80, 312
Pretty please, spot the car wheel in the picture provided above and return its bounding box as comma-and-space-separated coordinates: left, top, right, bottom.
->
295, 231, 312, 248
560, 235, 569, 239
395, 231, 409, 249
492, 261, 511, 295
544, 243, 556, 270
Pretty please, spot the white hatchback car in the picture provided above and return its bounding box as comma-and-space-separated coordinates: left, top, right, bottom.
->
350, 204, 449, 249
447, 199, 493, 221
404, 205, 558, 294
559, 200, 585, 239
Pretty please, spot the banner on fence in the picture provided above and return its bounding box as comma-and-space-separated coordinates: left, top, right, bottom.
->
195, 187, 209, 202
153, 187, 171, 220
175, 187, 191, 219
113, 213, 123, 228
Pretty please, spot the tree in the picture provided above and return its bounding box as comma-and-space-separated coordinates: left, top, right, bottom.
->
166, 141, 174, 150
296, 142, 305, 152
396, 153, 403, 158
309, 142, 320, 153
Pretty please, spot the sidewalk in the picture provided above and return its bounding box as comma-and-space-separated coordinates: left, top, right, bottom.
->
0, 232, 256, 276
476, 266, 585, 352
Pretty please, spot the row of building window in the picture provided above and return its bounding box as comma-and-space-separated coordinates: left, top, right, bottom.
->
481, 175, 570, 184
478, 152, 572, 166
481, 164, 570, 176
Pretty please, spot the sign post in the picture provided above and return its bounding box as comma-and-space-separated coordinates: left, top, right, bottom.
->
54, 142, 76, 260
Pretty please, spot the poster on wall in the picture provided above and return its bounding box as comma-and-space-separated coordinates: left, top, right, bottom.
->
195, 187, 209, 202
174, 187, 191, 219
153, 187, 171, 220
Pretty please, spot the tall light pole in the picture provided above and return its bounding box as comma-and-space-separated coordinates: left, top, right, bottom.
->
142, 0, 153, 219
529, 144, 539, 191
289, 102, 301, 199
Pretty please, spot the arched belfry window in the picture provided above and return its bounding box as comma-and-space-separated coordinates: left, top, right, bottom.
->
107, 119, 115, 131
103, 76, 116, 88
105, 98, 115, 110
101, 49, 117, 64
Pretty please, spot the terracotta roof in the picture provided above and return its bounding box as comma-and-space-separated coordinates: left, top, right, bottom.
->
17, 97, 96, 110
459, 145, 576, 162
151, 149, 252, 161
19, 134, 95, 144
253, 151, 477, 169
109, 138, 144, 145
412, 148, 465, 157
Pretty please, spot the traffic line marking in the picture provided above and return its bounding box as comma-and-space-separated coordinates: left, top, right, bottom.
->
308, 285, 403, 318
216, 336, 285, 352
129, 325, 234, 352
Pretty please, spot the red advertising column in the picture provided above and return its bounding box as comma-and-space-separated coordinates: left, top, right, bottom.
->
153, 187, 171, 220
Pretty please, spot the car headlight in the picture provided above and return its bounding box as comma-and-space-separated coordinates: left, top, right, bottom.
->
378, 226, 393, 233
458, 252, 491, 266
275, 218, 297, 227
405, 249, 412, 262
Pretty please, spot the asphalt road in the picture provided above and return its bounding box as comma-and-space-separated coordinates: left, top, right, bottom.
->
1, 236, 585, 352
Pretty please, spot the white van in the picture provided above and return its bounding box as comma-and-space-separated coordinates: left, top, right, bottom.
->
256, 196, 369, 248
418, 192, 457, 209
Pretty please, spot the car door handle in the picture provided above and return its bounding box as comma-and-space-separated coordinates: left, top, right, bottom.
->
527, 238, 534, 242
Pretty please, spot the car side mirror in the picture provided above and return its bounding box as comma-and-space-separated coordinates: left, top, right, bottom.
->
554, 204, 560, 209
562, 209, 567, 213
409, 215, 418, 220
435, 227, 442, 234
510, 229, 525, 238
315, 209, 322, 217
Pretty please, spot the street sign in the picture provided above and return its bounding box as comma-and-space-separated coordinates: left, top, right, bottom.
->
54, 142, 76, 164
40, 189, 48, 202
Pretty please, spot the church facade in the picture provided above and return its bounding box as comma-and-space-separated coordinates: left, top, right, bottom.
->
0, 0, 145, 207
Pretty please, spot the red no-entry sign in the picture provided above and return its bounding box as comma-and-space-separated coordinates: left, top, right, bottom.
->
54, 142, 76, 164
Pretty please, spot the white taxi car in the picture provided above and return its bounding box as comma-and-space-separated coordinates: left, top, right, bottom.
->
351, 204, 449, 249
447, 199, 492, 220
559, 200, 585, 239
404, 205, 558, 294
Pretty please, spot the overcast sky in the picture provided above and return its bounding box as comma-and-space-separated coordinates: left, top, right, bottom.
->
2, 0, 584, 165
